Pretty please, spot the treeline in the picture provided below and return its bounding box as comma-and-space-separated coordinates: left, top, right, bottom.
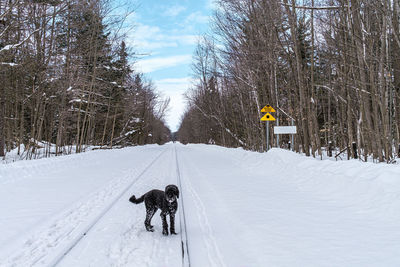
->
178, 0, 400, 162
0, 0, 170, 159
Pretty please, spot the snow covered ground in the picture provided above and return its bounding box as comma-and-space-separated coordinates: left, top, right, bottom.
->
1, 143, 400, 266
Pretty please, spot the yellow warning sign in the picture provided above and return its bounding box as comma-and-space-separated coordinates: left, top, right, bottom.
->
260, 113, 276, 121
261, 105, 276, 113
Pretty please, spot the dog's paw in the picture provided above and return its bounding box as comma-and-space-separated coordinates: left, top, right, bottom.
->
146, 225, 154, 232
162, 229, 169, 236
170, 230, 177, 235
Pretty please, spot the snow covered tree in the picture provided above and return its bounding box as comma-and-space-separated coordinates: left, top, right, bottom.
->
0, 0, 170, 159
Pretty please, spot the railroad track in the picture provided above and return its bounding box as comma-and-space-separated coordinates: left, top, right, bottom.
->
49, 145, 191, 267
50, 148, 169, 267
175, 144, 191, 267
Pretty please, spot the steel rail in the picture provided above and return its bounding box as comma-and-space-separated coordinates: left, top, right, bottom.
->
174, 144, 191, 267
50, 148, 168, 267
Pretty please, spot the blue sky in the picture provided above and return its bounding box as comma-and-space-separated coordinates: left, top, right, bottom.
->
124, 0, 215, 132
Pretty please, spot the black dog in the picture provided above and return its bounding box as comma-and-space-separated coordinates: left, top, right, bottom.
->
129, 185, 179, 235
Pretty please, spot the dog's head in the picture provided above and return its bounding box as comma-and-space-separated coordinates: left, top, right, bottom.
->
165, 184, 179, 203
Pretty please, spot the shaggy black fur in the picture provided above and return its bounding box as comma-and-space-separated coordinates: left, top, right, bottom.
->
129, 184, 179, 235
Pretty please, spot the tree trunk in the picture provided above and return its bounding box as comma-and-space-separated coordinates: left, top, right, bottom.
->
283, 0, 310, 156
0, 84, 5, 157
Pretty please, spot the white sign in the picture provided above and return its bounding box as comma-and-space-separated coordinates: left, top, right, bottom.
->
274, 126, 297, 134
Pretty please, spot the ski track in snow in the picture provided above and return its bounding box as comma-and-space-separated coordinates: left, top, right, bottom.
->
184, 177, 225, 267
56, 144, 182, 267
177, 147, 226, 267
0, 147, 168, 267
4, 170, 147, 266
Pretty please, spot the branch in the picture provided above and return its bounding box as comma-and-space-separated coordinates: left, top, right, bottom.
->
0, 1, 19, 22
192, 102, 247, 147
276, 107, 296, 121
280, 2, 345, 10
0, 62, 18, 67
315, 84, 347, 104
0, 25, 10, 38
0, 29, 40, 53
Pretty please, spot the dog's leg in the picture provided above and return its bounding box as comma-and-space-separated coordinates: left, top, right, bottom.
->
169, 213, 177, 235
145, 207, 156, 232
161, 212, 169, 235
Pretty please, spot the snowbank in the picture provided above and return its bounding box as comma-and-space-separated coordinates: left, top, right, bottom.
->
1, 143, 399, 267
178, 144, 400, 267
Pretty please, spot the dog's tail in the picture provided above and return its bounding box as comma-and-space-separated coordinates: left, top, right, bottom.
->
129, 194, 145, 204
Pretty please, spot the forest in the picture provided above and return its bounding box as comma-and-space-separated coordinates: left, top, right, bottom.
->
178, 0, 400, 162
0, 0, 171, 159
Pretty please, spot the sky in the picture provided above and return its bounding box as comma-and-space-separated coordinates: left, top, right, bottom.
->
124, 0, 215, 132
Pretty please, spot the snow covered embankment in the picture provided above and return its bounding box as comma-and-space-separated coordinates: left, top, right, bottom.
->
177, 144, 400, 267
0, 145, 165, 266
1, 143, 399, 267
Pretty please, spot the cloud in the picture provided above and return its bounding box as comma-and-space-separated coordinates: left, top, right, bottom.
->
128, 23, 199, 51
128, 24, 177, 50
136, 55, 192, 73
135, 40, 178, 50
155, 77, 194, 131
155, 77, 194, 92
206, 0, 220, 10
176, 35, 199, 46
135, 23, 160, 37
185, 11, 209, 24
163, 5, 187, 17
166, 91, 186, 132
